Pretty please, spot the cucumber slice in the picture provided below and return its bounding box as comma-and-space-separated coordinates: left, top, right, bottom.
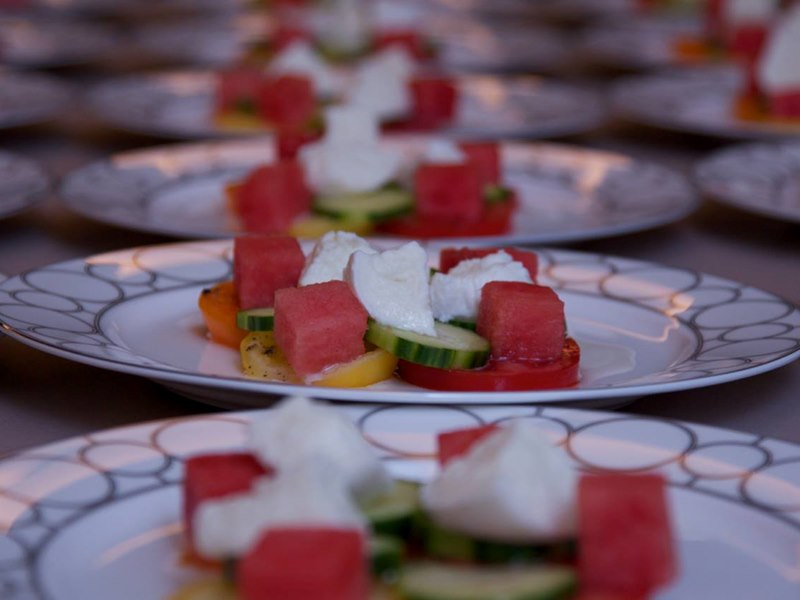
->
447, 318, 477, 332
362, 480, 421, 537
366, 320, 490, 369
484, 185, 513, 204
313, 188, 413, 222
418, 514, 576, 564
236, 307, 275, 331
400, 562, 577, 600
370, 535, 405, 582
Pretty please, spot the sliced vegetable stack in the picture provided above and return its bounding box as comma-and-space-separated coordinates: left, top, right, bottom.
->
224, 105, 516, 239
172, 397, 678, 600
197, 232, 580, 391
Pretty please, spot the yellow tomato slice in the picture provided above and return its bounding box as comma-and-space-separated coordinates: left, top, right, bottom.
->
311, 348, 398, 388
240, 332, 299, 383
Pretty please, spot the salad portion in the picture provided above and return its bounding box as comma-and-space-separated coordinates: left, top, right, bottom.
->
172, 396, 677, 600
226, 106, 517, 239
197, 233, 579, 392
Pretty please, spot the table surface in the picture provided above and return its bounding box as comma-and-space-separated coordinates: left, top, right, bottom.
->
1, 105, 799, 456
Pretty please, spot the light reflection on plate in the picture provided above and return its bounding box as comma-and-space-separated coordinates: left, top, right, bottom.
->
0, 405, 798, 599
60, 137, 697, 244
0, 240, 797, 409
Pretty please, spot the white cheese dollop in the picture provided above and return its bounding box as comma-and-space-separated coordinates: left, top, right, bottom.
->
758, 5, 800, 93
300, 231, 376, 286
423, 138, 466, 164
723, 0, 778, 25
267, 40, 337, 97
249, 396, 391, 501
299, 105, 403, 194
348, 48, 415, 121
194, 461, 366, 559
421, 421, 577, 543
429, 251, 532, 323
346, 241, 437, 336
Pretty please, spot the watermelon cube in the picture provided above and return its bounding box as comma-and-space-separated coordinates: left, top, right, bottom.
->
272, 26, 311, 53
437, 424, 500, 467
234, 235, 305, 309
439, 247, 538, 281
409, 77, 458, 128
257, 75, 316, 128
373, 29, 429, 61
237, 162, 311, 233
274, 281, 368, 377
239, 527, 368, 600
276, 126, 323, 161
477, 281, 565, 362
769, 91, 800, 118
182, 453, 270, 550
578, 474, 676, 596
215, 67, 263, 114
415, 163, 482, 221
459, 142, 501, 190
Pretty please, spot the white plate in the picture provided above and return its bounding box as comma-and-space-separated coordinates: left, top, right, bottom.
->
0, 240, 798, 409
0, 71, 71, 130
1, 404, 799, 600
695, 141, 800, 224
613, 68, 800, 139
135, 14, 568, 74
0, 17, 119, 68
60, 137, 697, 243
86, 71, 607, 140
579, 16, 705, 70
0, 150, 49, 219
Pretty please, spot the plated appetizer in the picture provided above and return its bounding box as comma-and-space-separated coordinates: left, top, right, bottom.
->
198, 233, 579, 392
172, 396, 676, 600
226, 106, 516, 239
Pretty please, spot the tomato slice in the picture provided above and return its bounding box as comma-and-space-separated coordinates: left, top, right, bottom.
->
398, 338, 580, 392
375, 196, 516, 239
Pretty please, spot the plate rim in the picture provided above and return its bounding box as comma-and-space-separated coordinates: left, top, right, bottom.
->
1, 239, 798, 406
58, 136, 699, 244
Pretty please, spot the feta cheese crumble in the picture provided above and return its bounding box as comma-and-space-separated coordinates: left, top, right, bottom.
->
348, 48, 415, 121
422, 422, 577, 543
194, 461, 366, 558
430, 251, 532, 322
346, 241, 437, 336
758, 5, 800, 93
300, 231, 376, 286
249, 396, 391, 501
299, 105, 403, 194
267, 40, 337, 97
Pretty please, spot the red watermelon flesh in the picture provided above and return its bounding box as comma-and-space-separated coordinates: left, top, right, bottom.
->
276, 127, 323, 160
274, 281, 368, 377
578, 474, 676, 596
459, 142, 501, 190
234, 235, 305, 309
237, 162, 311, 233
414, 163, 482, 221
770, 91, 800, 118
373, 30, 429, 61
272, 26, 311, 52
239, 527, 368, 600
477, 281, 564, 362
215, 67, 263, 114
182, 453, 270, 551
408, 77, 458, 128
257, 75, 316, 128
437, 424, 500, 467
439, 247, 538, 282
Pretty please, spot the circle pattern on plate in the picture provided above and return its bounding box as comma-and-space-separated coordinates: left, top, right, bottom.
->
60, 138, 697, 243
0, 405, 798, 599
695, 141, 800, 224
86, 71, 607, 140
0, 240, 797, 405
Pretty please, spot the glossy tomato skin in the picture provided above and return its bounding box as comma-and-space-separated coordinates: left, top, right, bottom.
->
398, 338, 580, 392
